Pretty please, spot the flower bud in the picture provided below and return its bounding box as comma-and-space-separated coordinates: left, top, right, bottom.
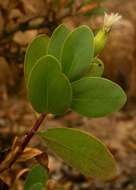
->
85, 58, 104, 77
94, 29, 107, 56
94, 13, 122, 56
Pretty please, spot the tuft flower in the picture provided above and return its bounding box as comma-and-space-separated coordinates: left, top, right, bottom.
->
103, 13, 122, 33
94, 12, 122, 56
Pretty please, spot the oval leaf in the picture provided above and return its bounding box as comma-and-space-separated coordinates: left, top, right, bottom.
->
71, 77, 126, 117
47, 24, 70, 60
39, 128, 117, 180
61, 25, 94, 81
28, 55, 72, 114
85, 58, 104, 77
24, 35, 50, 82
24, 164, 48, 190
30, 183, 43, 190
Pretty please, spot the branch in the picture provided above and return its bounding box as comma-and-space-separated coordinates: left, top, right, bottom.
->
0, 112, 47, 173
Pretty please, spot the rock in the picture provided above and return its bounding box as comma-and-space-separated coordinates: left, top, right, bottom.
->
13, 30, 37, 45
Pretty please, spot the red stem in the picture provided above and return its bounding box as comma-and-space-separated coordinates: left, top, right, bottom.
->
0, 113, 47, 173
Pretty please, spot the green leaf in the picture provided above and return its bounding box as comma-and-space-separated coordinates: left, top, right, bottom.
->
85, 58, 104, 77
71, 77, 127, 117
47, 24, 70, 60
84, 7, 107, 16
61, 25, 94, 81
24, 35, 50, 82
24, 164, 48, 190
39, 128, 117, 180
30, 183, 43, 190
80, 0, 107, 8
28, 55, 72, 114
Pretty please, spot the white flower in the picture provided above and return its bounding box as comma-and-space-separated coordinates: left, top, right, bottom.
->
103, 13, 122, 32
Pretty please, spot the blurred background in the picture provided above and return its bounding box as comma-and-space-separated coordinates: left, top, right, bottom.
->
0, 0, 136, 189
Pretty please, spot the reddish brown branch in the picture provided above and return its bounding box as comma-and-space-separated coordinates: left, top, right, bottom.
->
0, 112, 47, 173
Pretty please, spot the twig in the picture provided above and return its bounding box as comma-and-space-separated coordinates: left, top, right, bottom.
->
0, 112, 47, 173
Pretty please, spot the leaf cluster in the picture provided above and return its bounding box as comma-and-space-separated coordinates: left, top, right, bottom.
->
24, 24, 127, 186
25, 24, 126, 117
